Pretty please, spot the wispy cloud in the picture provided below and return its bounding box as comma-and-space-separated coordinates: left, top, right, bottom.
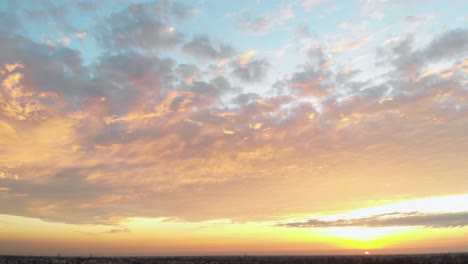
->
278, 211, 468, 228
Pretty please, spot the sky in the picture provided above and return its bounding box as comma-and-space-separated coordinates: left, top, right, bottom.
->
0, 0, 467, 256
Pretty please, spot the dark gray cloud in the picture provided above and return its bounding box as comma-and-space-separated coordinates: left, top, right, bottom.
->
0, 32, 179, 111
175, 63, 201, 79
231, 59, 270, 83
423, 28, 468, 61
20, 0, 77, 33
378, 28, 468, 75
0, 12, 22, 33
97, 1, 183, 50
0, 34, 95, 104
94, 51, 176, 91
306, 46, 327, 67
179, 76, 240, 96
182, 35, 235, 60
277, 211, 468, 228
90, 51, 177, 111
231, 93, 260, 106
279, 67, 332, 98
170, 1, 198, 21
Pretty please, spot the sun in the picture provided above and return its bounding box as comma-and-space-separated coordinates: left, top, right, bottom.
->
364, 251, 370, 255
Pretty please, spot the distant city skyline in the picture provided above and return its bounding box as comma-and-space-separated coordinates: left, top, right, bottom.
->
0, 0, 467, 256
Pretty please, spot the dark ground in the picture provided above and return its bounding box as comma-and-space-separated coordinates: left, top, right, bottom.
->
1, 254, 467, 264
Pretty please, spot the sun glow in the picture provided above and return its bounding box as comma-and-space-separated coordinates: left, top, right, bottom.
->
325, 227, 405, 241
278, 194, 468, 250
314, 194, 468, 222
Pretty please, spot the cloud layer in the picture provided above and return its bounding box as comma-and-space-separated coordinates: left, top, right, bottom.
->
0, 0, 467, 227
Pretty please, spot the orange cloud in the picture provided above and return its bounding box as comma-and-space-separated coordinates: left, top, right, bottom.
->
330, 40, 368, 53
104, 90, 196, 124
250, 122, 263, 130
291, 77, 332, 97
4, 62, 24, 73
75, 32, 87, 40
378, 97, 394, 104
0, 66, 58, 121
222, 128, 236, 134
239, 50, 256, 66
415, 59, 468, 82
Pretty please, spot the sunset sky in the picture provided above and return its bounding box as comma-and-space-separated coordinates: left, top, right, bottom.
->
0, 0, 467, 256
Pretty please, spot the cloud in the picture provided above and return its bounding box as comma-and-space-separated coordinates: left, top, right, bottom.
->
0, 34, 100, 104
404, 14, 439, 29
170, 1, 199, 21
177, 76, 240, 97
90, 50, 178, 114
231, 93, 260, 106
59, 37, 71, 46
104, 227, 130, 234
296, 24, 313, 39
97, 1, 183, 50
274, 67, 332, 98
302, 0, 329, 12
231, 58, 270, 83
378, 28, 468, 76
182, 36, 235, 60
228, 10, 272, 35
176, 63, 201, 85
423, 28, 468, 61
75, 32, 87, 41
21, 1, 77, 33
360, 0, 388, 20
279, 4, 295, 21
0, 12, 22, 33
330, 40, 368, 53
0, 52, 467, 224
239, 50, 257, 66
75, 1, 96, 12
278, 211, 468, 228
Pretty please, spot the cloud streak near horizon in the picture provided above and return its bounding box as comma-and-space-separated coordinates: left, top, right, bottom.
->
0, 0, 467, 230
279, 211, 468, 228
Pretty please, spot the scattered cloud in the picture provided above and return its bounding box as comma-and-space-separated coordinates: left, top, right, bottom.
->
330, 40, 368, 53
75, 32, 87, 41
182, 36, 235, 60
302, 0, 329, 12
104, 227, 131, 234
170, 1, 199, 21
97, 1, 184, 50
231, 58, 270, 83
279, 4, 295, 21
228, 10, 273, 35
